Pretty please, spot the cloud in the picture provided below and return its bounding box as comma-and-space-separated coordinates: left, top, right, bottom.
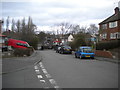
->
1, 0, 118, 31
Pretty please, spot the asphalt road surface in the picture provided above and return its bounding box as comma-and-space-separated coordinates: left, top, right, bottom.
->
40, 50, 118, 88
2, 50, 119, 89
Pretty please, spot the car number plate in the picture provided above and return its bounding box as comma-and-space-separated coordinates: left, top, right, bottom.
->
86, 56, 90, 57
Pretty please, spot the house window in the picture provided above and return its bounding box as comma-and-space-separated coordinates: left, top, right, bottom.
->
102, 33, 107, 39
109, 21, 117, 28
116, 32, 120, 39
101, 24, 107, 29
110, 33, 116, 39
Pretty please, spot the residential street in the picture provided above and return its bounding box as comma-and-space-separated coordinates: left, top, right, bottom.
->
2, 50, 119, 89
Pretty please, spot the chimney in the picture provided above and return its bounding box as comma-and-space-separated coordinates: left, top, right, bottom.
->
114, 7, 119, 14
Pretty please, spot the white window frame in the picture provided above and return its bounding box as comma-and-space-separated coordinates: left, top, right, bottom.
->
102, 33, 107, 39
110, 33, 117, 39
102, 24, 107, 30
116, 32, 120, 39
109, 21, 118, 28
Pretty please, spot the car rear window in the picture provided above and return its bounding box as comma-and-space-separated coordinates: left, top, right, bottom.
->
63, 46, 71, 49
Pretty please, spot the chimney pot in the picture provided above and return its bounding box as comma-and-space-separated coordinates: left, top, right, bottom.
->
114, 7, 119, 14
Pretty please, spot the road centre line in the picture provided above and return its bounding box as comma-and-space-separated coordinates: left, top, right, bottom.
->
37, 75, 43, 79
49, 79, 57, 85
35, 69, 39, 73
34, 62, 61, 89
34, 66, 39, 70
40, 80, 46, 83
42, 69, 48, 74
45, 73, 52, 78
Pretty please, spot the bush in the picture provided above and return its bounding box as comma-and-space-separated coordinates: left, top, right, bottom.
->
13, 48, 34, 56
69, 33, 87, 50
96, 40, 120, 50
28, 36, 39, 50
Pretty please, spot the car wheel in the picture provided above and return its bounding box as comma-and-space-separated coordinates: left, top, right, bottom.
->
91, 57, 94, 59
61, 51, 64, 54
75, 54, 77, 58
80, 55, 82, 59
59, 51, 61, 54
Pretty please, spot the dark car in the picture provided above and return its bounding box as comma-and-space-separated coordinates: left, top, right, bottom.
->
56, 45, 62, 53
59, 45, 72, 54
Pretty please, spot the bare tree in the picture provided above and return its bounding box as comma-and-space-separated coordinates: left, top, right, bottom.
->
87, 24, 98, 35
70, 25, 87, 34
57, 22, 73, 37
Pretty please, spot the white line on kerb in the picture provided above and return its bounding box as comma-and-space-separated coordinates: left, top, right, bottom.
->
37, 75, 43, 79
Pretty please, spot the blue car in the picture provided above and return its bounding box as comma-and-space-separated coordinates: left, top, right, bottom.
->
75, 46, 95, 59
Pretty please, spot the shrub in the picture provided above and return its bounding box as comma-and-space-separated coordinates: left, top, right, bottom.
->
96, 40, 120, 50
13, 48, 34, 56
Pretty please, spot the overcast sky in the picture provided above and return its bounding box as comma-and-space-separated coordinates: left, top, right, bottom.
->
1, 0, 119, 31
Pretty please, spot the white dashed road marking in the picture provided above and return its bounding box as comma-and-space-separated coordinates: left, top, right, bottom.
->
34, 62, 61, 90
34, 66, 38, 69
37, 75, 43, 79
42, 69, 48, 74
45, 73, 52, 78
49, 79, 57, 85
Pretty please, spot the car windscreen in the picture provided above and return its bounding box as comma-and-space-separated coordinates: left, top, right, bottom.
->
82, 48, 93, 53
63, 46, 71, 49
16, 43, 30, 47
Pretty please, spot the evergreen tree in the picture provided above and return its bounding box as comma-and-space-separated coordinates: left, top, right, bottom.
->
6, 16, 10, 31
11, 18, 15, 32
16, 19, 21, 33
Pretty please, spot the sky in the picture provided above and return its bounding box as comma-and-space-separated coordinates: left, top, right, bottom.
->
1, 0, 120, 32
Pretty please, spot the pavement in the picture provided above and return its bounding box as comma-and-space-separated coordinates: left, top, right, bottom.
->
95, 56, 120, 64
1, 51, 43, 89
2, 51, 42, 74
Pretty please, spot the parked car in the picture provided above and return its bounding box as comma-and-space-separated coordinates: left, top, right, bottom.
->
0, 34, 8, 52
56, 45, 62, 53
7, 39, 30, 50
59, 45, 72, 54
75, 46, 95, 59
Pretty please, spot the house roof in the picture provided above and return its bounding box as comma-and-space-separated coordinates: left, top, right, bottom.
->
99, 7, 120, 25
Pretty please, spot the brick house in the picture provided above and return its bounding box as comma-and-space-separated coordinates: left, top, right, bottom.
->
99, 7, 120, 41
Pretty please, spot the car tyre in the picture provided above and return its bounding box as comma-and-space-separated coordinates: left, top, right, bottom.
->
80, 55, 82, 59
75, 54, 77, 58
61, 51, 64, 54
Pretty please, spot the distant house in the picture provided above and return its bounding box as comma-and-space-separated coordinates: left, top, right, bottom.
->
68, 34, 74, 42
60, 34, 74, 45
99, 7, 120, 41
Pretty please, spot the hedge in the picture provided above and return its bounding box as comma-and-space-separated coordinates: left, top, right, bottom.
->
13, 47, 34, 56
96, 40, 120, 50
